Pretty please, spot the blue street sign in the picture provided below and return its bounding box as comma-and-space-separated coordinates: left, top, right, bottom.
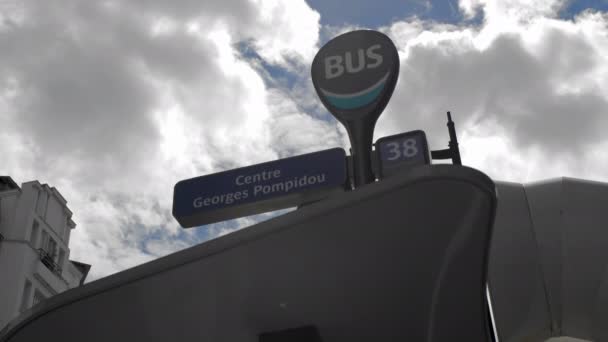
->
173, 148, 348, 228
376, 130, 430, 179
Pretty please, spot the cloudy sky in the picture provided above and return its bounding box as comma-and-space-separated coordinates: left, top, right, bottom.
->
2, 0, 608, 280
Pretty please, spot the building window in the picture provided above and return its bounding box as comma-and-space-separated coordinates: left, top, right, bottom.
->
38, 231, 62, 275
44, 194, 49, 219
47, 237, 57, 260
40, 230, 48, 252
32, 290, 46, 306
36, 191, 49, 219
35, 190, 42, 216
30, 220, 40, 247
57, 249, 65, 270
20, 279, 32, 312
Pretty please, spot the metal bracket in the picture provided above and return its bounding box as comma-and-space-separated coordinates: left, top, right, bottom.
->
431, 111, 462, 165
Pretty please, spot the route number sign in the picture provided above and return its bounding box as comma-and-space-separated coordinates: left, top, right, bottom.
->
376, 130, 430, 179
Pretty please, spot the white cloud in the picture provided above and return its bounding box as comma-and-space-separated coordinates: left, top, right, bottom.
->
459, 0, 566, 22
3, 0, 608, 282
249, 0, 320, 67
266, 88, 344, 157
377, 1, 608, 184
0, 0, 333, 280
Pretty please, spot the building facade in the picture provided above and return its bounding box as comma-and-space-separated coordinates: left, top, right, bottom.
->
0, 176, 89, 330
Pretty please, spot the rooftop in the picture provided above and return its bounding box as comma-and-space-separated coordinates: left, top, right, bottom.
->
0, 176, 20, 192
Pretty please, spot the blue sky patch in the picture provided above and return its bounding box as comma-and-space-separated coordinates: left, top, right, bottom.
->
305, 0, 484, 27
559, 0, 608, 19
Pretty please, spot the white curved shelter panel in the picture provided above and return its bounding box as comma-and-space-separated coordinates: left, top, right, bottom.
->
488, 182, 553, 341
525, 180, 564, 331
490, 178, 608, 341
0, 166, 496, 342
529, 179, 608, 341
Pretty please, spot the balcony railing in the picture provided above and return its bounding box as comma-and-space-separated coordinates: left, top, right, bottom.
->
37, 248, 62, 276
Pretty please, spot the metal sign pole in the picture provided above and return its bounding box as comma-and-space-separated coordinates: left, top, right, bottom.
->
347, 118, 376, 186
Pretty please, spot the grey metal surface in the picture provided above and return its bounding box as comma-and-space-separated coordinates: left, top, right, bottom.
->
525, 180, 565, 333
0, 165, 496, 342
558, 179, 608, 341
491, 178, 608, 341
488, 182, 552, 341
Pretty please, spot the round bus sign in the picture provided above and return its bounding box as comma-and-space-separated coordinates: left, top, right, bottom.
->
312, 30, 400, 187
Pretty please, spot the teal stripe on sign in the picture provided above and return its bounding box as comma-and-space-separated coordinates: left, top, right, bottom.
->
325, 82, 385, 109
